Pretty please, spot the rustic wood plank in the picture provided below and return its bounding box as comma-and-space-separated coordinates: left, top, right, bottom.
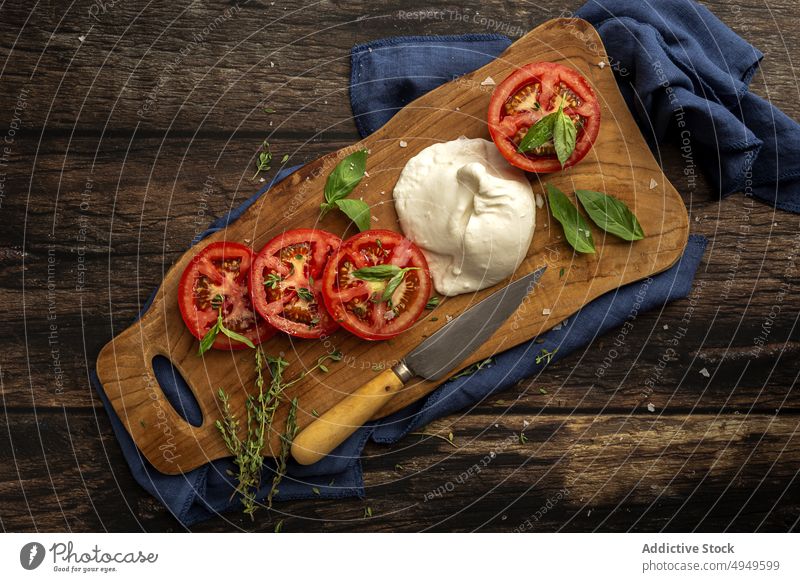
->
1, 409, 798, 531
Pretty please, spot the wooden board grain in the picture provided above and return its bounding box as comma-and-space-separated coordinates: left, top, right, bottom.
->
95, 18, 689, 474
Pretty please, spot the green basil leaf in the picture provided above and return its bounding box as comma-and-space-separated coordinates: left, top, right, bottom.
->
198, 320, 221, 356
553, 110, 577, 167
324, 149, 368, 205
575, 190, 645, 241
352, 264, 402, 281
381, 268, 419, 303
518, 113, 556, 153
546, 184, 596, 254
219, 324, 256, 349
335, 198, 371, 232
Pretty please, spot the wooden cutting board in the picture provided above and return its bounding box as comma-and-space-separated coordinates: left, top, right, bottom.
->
96, 18, 689, 474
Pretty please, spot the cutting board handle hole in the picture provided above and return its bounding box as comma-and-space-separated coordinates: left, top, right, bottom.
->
152, 355, 203, 427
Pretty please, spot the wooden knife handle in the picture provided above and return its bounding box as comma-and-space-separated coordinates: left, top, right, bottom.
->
291, 367, 406, 465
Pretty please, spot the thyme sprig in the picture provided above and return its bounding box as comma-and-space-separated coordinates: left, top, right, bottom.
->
215, 348, 343, 518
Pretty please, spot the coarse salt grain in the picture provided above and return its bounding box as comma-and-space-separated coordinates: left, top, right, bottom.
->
399, 140, 408, 148
647, 403, 656, 413
480, 76, 496, 86
699, 367, 710, 378
649, 178, 658, 189
542, 308, 551, 315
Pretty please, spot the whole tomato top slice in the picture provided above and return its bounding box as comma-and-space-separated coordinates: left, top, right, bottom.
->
250, 228, 342, 339
488, 61, 601, 173
321, 229, 431, 341
178, 241, 274, 350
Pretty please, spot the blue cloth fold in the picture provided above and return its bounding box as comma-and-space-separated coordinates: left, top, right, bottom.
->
94, 1, 800, 526
576, 0, 800, 212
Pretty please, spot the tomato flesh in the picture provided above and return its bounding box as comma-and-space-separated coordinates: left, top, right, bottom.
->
321, 230, 431, 341
178, 241, 274, 350
250, 229, 342, 339
488, 62, 601, 173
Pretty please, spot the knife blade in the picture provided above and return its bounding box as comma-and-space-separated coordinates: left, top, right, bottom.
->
291, 266, 546, 465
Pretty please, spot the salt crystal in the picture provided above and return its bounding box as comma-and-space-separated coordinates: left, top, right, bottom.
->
647, 403, 655, 413
399, 140, 408, 148
523, 420, 530, 428
480, 76, 496, 86
597, 61, 606, 69
663, 324, 669, 330
699, 367, 710, 378
78, 35, 86, 43
259, 178, 265, 183
649, 178, 657, 189
542, 308, 551, 315
363, 171, 369, 178
270, 62, 275, 68
455, 107, 460, 111
535, 194, 544, 209
371, 215, 379, 222
446, 315, 454, 322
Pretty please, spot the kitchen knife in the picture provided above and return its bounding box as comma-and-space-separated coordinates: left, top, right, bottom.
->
291, 266, 546, 465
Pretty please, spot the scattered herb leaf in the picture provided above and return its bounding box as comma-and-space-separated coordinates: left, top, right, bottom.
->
296, 287, 314, 302
274, 519, 283, 532
425, 296, 441, 310
553, 104, 577, 166
450, 357, 494, 380
264, 273, 282, 288
518, 112, 556, 153
535, 347, 559, 365
334, 198, 371, 232
575, 190, 645, 241
546, 183, 596, 254
252, 140, 273, 181
518, 432, 529, 444
364, 506, 373, 518
320, 149, 368, 218
198, 305, 255, 356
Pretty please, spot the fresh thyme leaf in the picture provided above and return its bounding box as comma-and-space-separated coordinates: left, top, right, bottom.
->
296, 287, 314, 302
535, 347, 559, 365
263, 272, 282, 288
364, 506, 373, 518
274, 519, 284, 533
320, 149, 368, 217
263, 107, 276, 114
281, 154, 289, 164
575, 190, 645, 241
268, 397, 299, 508
312, 486, 321, 496
252, 141, 273, 180
450, 357, 494, 380
425, 296, 441, 310
546, 183, 596, 254
334, 198, 371, 231
518, 112, 556, 153
539, 387, 548, 395
559, 267, 566, 279
518, 432, 529, 444
553, 106, 577, 167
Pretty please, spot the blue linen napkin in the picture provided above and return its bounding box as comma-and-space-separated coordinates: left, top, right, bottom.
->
91, 3, 800, 524
576, 0, 800, 212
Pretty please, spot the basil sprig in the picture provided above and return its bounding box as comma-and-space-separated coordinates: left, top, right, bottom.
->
319, 149, 371, 231
518, 103, 577, 167
352, 264, 420, 303
199, 305, 256, 356
575, 190, 645, 241
546, 184, 596, 254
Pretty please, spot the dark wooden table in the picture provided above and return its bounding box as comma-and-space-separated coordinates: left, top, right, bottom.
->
1, 0, 798, 532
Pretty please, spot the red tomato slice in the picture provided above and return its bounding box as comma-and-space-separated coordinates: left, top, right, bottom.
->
488, 61, 601, 173
250, 229, 342, 339
178, 241, 274, 350
321, 230, 431, 341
